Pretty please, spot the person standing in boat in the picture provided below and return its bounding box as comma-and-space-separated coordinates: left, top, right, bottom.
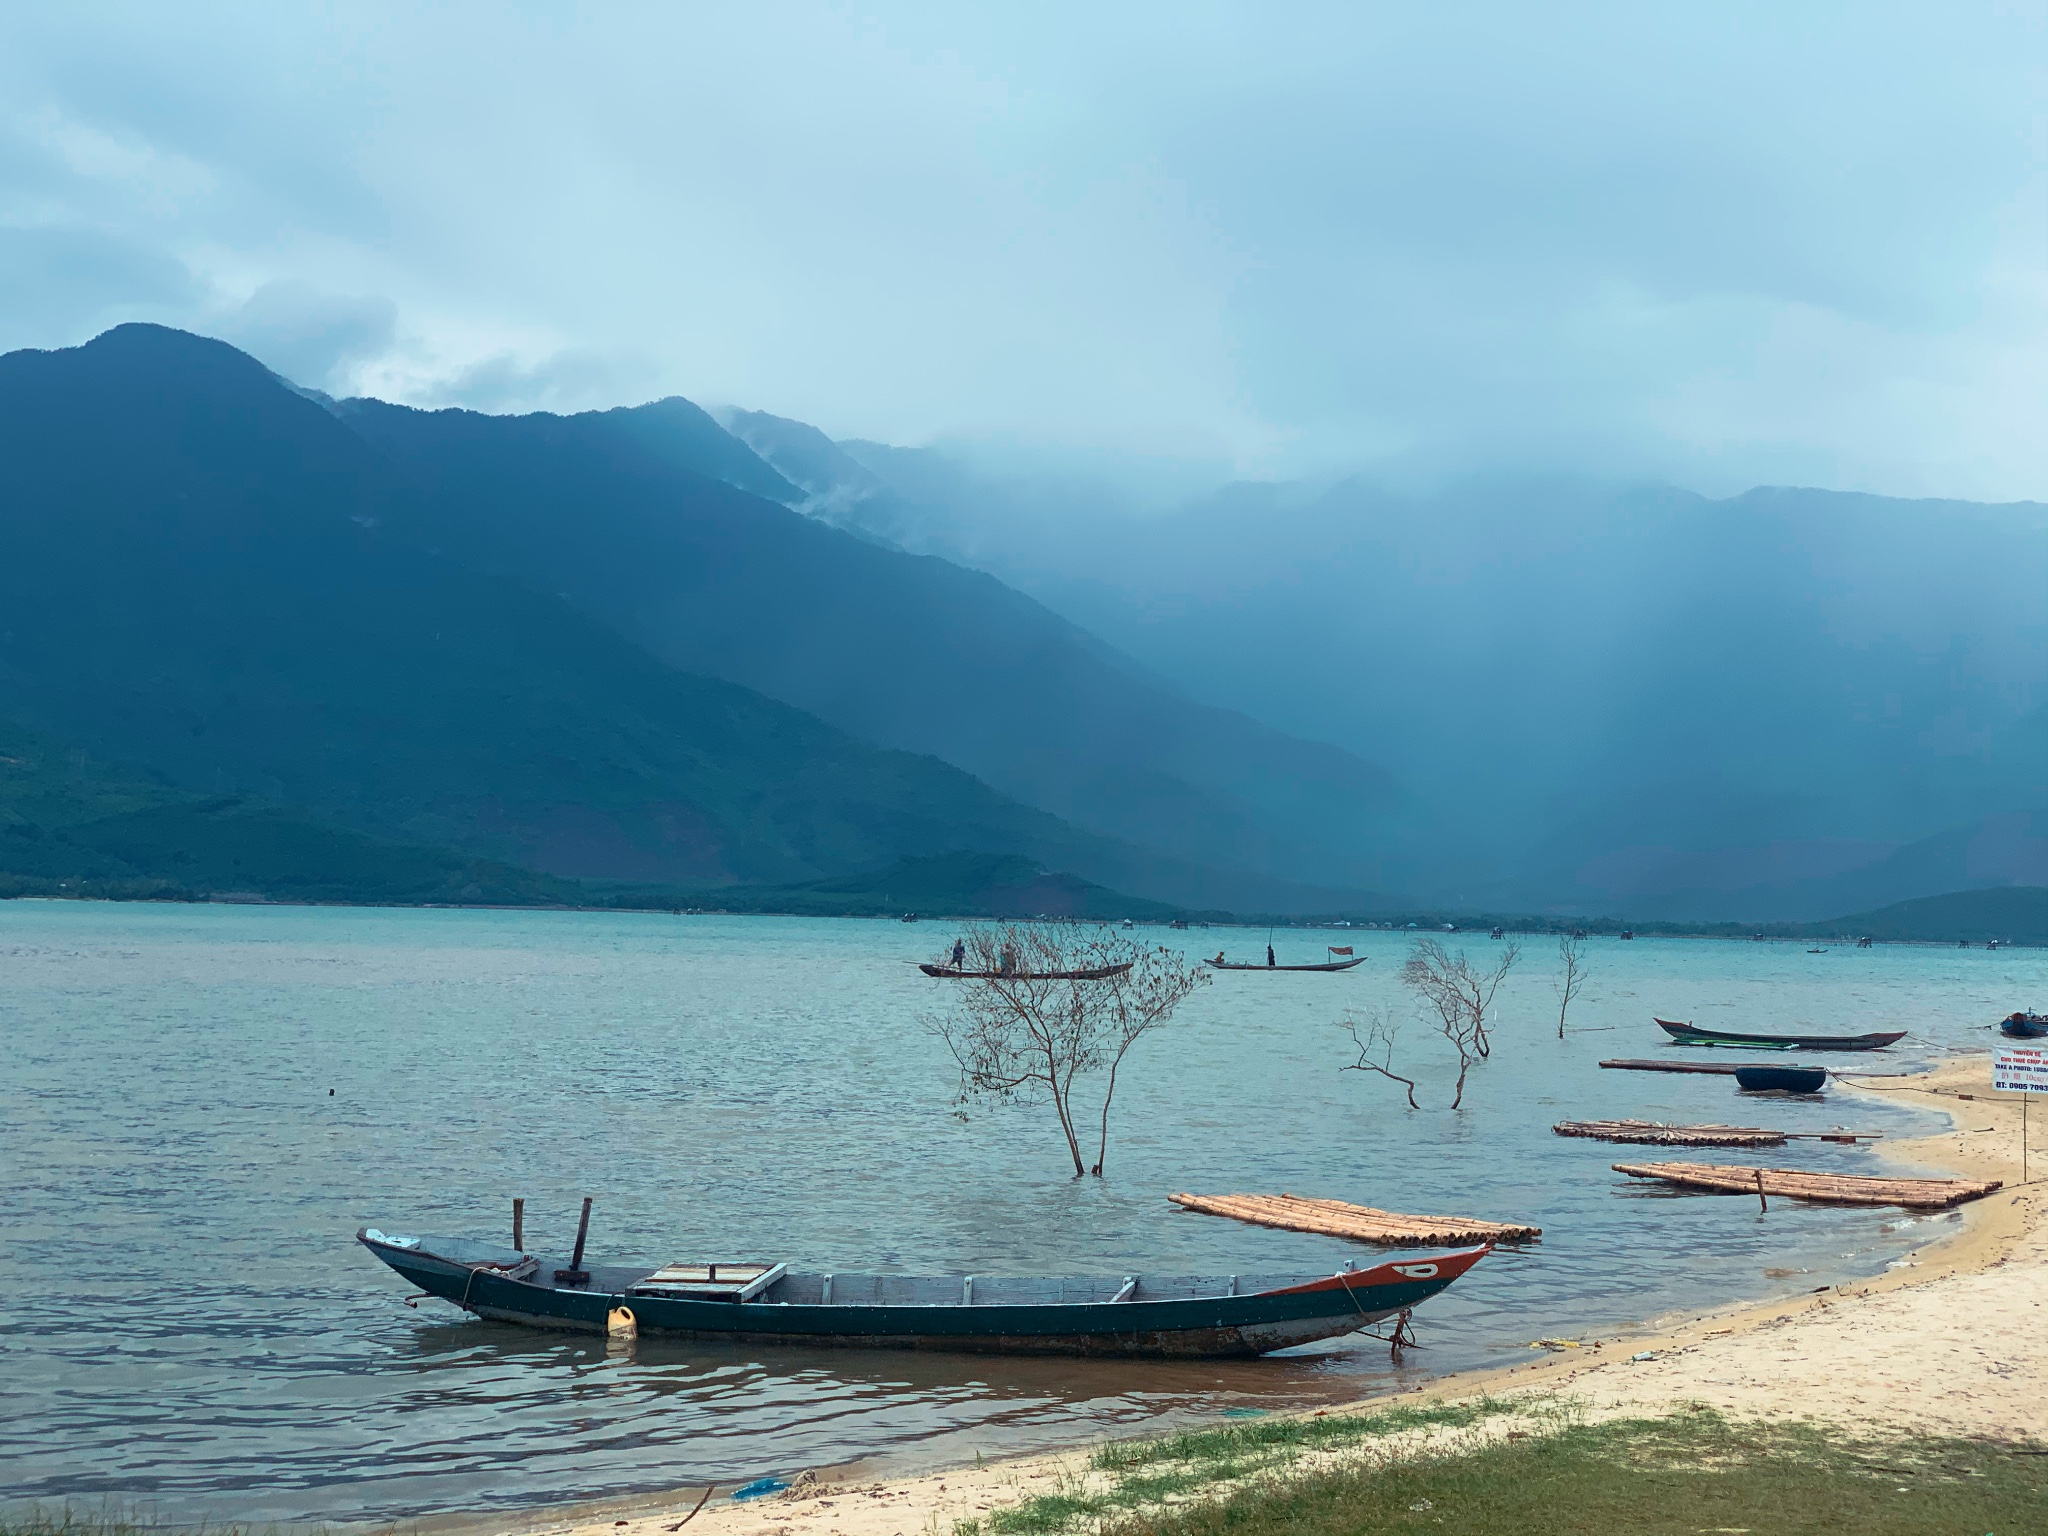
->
999, 942, 1018, 976
1267, 944, 1276, 967
951, 938, 966, 970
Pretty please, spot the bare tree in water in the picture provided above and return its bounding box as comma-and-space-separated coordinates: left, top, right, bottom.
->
1339, 1008, 1421, 1109
1554, 933, 1588, 1038
929, 922, 1207, 1177
1399, 936, 1520, 1109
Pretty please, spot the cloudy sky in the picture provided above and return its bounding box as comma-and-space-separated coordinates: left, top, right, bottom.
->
2, 2, 2042, 497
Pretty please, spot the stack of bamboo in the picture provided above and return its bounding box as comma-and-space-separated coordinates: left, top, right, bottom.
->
1168, 1191, 1541, 1245
1612, 1162, 2001, 1208
1555, 1119, 1787, 1148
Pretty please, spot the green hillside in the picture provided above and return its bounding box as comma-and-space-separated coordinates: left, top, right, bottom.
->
0, 325, 1158, 893
0, 719, 579, 904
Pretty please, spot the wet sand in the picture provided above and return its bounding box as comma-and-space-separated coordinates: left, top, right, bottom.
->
478, 1054, 2042, 1536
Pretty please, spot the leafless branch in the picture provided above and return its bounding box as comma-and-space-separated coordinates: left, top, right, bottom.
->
1398, 936, 1519, 1108
1555, 933, 1588, 1038
1340, 1009, 1421, 1110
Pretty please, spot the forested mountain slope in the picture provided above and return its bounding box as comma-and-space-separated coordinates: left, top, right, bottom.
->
337, 396, 1404, 890
0, 325, 1250, 900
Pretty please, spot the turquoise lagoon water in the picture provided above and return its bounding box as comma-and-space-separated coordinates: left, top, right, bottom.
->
0, 902, 2038, 1525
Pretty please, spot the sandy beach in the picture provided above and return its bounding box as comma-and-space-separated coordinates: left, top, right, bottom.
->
485, 1053, 2041, 1536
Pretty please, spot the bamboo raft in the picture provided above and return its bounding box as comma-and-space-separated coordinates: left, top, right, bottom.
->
1169, 1192, 1541, 1246
1555, 1119, 1787, 1148
1613, 1162, 2001, 1209
1601, 1058, 1758, 1075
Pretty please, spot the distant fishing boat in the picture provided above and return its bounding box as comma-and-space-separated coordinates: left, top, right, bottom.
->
1207, 958, 1366, 971
1734, 1064, 1828, 1094
2001, 1012, 2048, 1039
357, 1228, 1488, 1358
1654, 1018, 1904, 1052
918, 962, 1133, 980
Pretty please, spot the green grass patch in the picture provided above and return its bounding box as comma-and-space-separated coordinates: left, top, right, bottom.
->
1095, 1410, 2045, 1536
1092, 1400, 1497, 1475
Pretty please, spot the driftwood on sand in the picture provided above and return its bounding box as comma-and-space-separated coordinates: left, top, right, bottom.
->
1169, 1191, 1540, 1245
1613, 1161, 2000, 1209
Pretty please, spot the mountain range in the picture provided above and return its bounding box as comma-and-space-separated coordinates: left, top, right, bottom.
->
717, 416, 2048, 921
1, 322, 2040, 925
0, 324, 1381, 913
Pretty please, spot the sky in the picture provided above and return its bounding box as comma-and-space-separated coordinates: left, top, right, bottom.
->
1, 2, 2043, 499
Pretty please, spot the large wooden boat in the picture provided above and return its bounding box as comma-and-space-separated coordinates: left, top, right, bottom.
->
1206, 957, 1367, 972
357, 1228, 1487, 1358
1654, 1018, 1904, 1051
918, 962, 1133, 980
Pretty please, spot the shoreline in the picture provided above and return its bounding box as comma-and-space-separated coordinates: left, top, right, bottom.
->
451, 1051, 2040, 1536
7, 891, 2040, 948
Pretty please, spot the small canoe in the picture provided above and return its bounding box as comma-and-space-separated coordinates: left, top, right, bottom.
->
1734, 1064, 1828, 1094
1206, 957, 1367, 972
2000, 1012, 2048, 1039
1655, 1019, 1905, 1051
357, 1228, 1487, 1358
919, 962, 1133, 980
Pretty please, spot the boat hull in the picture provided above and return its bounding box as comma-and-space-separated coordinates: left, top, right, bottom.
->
1734, 1065, 1828, 1093
919, 963, 1133, 980
1655, 1019, 1904, 1051
358, 1230, 1484, 1358
1207, 957, 1366, 972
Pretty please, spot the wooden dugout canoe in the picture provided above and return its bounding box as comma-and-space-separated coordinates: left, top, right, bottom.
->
918, 962, 1134, 980
1654, 1019, 1905, 1051
1205, 957, 1367, 972
357, 1227, 1488, 1358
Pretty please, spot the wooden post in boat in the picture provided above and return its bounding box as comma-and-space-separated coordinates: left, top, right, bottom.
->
513, 1198, 524, 1252
571, 1197, 592, 1271
554, 1197, 594, 1285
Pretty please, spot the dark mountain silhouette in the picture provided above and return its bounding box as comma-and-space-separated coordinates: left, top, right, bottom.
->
0, 324, 1273, 900
335, 396, 1405, 891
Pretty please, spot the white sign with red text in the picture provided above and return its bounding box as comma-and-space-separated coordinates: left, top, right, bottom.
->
1993, 1046, 2047, 1094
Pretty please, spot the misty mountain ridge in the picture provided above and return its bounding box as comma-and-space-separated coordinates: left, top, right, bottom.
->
716, 410, 2046, 922
331, 387, 1406, 894
4, 323, 2038, 925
